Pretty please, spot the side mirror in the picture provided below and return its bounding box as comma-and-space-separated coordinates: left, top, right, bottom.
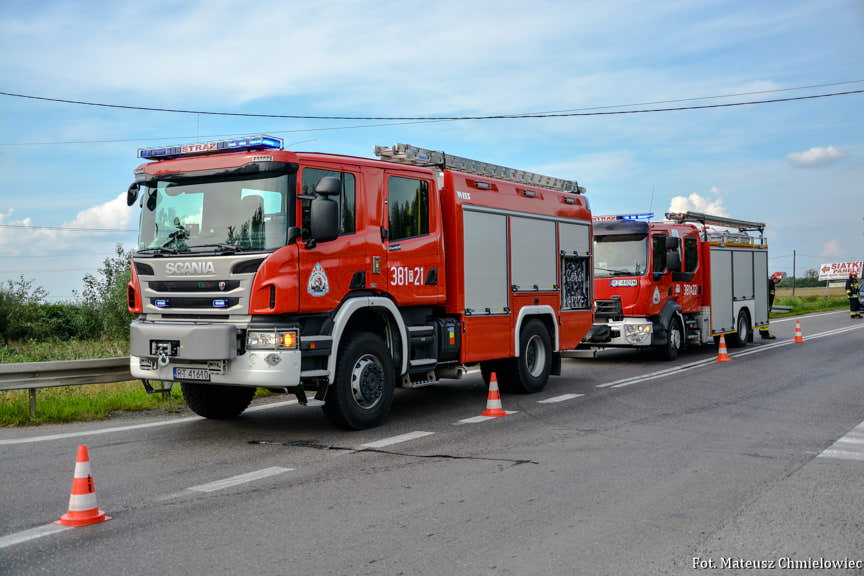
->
309, 196, 338, 243
665, 236, 680, 251
127, 183, 140, 206
666, 252, 682, 272
146, 189, 157, 211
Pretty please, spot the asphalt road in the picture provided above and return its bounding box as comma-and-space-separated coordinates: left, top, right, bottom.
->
2, 311, 863, 576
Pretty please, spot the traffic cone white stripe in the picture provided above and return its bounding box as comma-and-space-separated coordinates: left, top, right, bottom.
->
68, 492, 99, 511
72, 461, 92, 478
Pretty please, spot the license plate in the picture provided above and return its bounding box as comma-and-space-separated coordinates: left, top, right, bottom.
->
173, 367, 210, 381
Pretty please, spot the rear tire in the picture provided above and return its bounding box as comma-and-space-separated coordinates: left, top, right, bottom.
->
498, 319, 552, 394
729, 310, 751, 348
322, 332, 395, 430
181, 383, 255, 419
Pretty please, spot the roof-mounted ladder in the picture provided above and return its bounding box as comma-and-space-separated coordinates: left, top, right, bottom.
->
665, 211, 765, 233
374, 143, 584, 194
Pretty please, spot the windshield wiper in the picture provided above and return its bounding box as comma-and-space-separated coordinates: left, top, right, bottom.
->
137, 246, 180, 255
596, 267, 635, 276
187, 243, 240, 254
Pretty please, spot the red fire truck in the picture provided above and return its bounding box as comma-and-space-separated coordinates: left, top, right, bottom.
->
126, 137, 593, 428
582, 211, 769, 360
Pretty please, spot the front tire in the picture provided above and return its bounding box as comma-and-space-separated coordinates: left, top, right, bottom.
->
181, 383, 255, 419
658, 317, 683, 361
498, 319, 553, 394
323, 332, 395, 430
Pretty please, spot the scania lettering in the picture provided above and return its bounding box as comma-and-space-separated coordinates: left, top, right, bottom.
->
582, 211, 769, 360
165, 262, 216, 275
126, 136, 594, 429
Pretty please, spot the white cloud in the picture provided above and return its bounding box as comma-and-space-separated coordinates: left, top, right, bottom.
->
820, 239, 842, 258
667, 187, 729, 217
785, 146, 844, 168
0, 194, 133, 256
67, 192, 133, 230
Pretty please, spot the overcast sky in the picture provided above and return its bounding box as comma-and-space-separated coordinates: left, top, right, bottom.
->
1, 0, 862, 301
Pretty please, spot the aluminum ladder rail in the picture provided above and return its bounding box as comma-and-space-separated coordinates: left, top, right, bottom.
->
375, 143, 584, 194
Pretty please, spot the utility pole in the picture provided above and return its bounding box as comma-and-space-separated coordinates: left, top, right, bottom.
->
792, 250, 797, 297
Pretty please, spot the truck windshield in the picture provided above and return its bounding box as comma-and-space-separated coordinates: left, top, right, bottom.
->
594, 234, 648, 277
137, 174, 294, 253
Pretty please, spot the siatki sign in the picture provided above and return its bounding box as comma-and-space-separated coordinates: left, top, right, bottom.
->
818, 261, 864, 281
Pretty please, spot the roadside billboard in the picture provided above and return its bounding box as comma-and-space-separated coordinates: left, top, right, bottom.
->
818, 261, 864, 281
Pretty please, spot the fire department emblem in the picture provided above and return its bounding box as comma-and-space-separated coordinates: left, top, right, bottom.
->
307, 263, 330, 297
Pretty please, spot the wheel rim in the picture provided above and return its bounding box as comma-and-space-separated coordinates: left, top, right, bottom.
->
670, 324, 682, 350
350, 354, 384, 409
525, 334, 547, 378
738, 315, 749, 341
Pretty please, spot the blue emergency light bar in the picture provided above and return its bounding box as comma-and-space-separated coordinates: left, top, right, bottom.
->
138, 135, 284, 160
593, 212, 654, 222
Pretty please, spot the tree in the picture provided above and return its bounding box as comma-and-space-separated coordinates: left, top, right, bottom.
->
76, 244, 135, 340
0, 276, 50, 342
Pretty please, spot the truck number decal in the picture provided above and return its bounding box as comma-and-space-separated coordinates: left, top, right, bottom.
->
683, 284, 699, 296
391, 266, 425, 287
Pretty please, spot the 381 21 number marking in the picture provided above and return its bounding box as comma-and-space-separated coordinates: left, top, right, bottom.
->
391, 266, 425, 287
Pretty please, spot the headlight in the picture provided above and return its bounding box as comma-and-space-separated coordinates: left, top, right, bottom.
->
246, 329, 298, 350
623, 323, 652, 345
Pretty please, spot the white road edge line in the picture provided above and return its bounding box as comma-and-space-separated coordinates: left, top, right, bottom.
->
0, 399, 301, 446
0, 523, 71, 550
597, 323, 864, 390
187, 466, 293, 493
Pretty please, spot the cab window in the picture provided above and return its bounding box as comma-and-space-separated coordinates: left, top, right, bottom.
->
652, 236, 667, 273
684, 237, 699, 272
300, 168, 356, 239
388, 176, 429, 241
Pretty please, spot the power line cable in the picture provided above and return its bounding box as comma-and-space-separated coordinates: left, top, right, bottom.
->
1, 85, 862, 121
2, 81, 862, 147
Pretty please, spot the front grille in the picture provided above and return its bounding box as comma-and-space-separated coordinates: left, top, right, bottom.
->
594, 299, 623, 320
149, 280, 241, 292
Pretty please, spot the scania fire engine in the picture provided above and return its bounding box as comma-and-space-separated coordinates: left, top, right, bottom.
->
583, 211, 769, 360
126, 136, 594, 429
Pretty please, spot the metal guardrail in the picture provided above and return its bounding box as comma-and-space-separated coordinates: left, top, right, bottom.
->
0, 357, 132, 417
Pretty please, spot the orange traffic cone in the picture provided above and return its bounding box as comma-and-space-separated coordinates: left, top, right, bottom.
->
481, 373, 508, 417
794, 319, 805, 343
56, 445, 110, 527
715, 334, 731, 362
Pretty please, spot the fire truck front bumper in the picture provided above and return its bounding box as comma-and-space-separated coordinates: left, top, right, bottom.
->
584, 319, 653, 347
129, 320, 301, 388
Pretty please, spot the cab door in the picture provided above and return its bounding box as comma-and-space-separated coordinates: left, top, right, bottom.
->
296, 165, 364, 314
383, 171, 446, 306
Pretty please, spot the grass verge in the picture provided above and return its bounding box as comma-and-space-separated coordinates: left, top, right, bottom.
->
1, 381, 187, 427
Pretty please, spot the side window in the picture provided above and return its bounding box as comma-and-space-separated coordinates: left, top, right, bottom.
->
388, 176, 429, 241
300, 168, 356, 239
684, 237, 699, 272
652, 236, 667, 273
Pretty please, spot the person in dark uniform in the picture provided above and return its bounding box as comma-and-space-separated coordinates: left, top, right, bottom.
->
846, 270, 861, 319
759, 271, 783, 339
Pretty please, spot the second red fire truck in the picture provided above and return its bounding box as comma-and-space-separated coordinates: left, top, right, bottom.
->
583, 212, 769, 359
126, 137, 594, 429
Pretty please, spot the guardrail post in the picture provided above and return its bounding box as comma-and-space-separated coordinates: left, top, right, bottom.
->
29, 388, 37, 418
